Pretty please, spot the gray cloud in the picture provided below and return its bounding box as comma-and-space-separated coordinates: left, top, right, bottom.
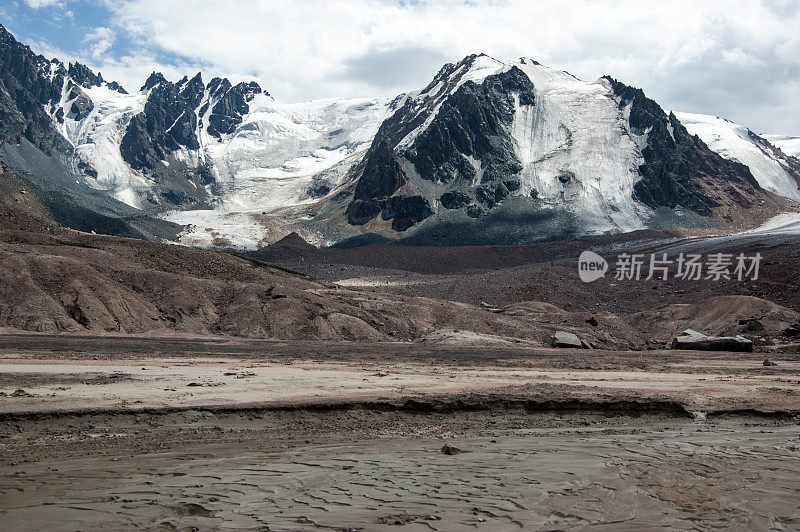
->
341, 46, 448, 91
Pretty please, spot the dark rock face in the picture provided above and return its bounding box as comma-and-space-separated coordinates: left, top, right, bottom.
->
0, 23, 68, 155
402, 66, 534, 186
347, 55, 535, 231
440, 190, 471, 210
106, 81, 127, 94
352, 140, 407, 202
64, 82, 93, 121
603, 76, 763, 216
384, 195, 434, 231
118, 72, 267, 207
346, 198, 383, 226
120, 72, 204, 172
118, 72, 221, 208
68, 60, 127, 93
142, 71, 167, 91
475, 182, 509, 208
347, 140, 408, 225
67, 62, 103, 89
207, 80, 262, 138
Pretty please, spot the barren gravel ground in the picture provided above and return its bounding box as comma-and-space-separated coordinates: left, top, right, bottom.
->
254, 224, 800, 314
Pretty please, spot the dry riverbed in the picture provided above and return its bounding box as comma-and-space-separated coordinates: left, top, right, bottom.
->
1, 333, 800, 530
1, 412, 800, 530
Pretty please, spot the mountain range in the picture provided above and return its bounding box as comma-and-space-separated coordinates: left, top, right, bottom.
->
1, 23, 798, 248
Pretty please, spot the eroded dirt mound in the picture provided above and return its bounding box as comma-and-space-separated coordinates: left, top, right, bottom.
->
3, 225, 799, 350
626, 295, 799, 344
0, 170, 62, 233
499, 301, 645, 350
0, 229, 626, 346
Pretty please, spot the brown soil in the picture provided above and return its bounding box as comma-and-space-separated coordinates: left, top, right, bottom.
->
2, 229, 620, 345
2, 213, 800, 529
253, 226, 800, 315
3, 227, 800, 353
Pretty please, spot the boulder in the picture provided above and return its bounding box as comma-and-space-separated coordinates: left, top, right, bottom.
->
781, 325, 800, 337
441, 444, 463, 455
551, 331, 582, 349
738, 318, 765, 332
670, 329, 753, 352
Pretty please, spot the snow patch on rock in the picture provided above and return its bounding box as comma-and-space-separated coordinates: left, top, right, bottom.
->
54, 83, 151, 208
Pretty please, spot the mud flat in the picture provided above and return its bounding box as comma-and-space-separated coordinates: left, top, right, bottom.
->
2, 333, 800, 415
1, 334, 800, 529
1, 411, 800, 530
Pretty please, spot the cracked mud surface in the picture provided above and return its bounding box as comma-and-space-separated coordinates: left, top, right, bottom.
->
1, 412, 799, 530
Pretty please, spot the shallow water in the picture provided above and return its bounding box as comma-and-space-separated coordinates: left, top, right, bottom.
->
2, 415, 800, 530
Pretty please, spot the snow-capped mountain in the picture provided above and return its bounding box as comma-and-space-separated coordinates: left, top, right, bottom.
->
50, 69, 397, 213
676, 113, 800, 203
338, 54, 797, 244
0, 23, 181, 240
1, 23, 798, 248
46, 66, 401, 247
345, 55, 654, 239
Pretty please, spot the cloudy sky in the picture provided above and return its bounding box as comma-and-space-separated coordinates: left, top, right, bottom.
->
3, 0, 799, 134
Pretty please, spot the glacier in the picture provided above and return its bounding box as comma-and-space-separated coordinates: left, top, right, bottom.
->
676, 112, 800, 203
51, 82, 150, 208
203, 94, 395, 211
512, 59, 650, 233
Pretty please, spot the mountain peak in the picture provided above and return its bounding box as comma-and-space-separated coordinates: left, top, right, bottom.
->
271, 232, 316, 251
188, 71, 204, 86
68, 62, 103, 88
142, 71, 167, 91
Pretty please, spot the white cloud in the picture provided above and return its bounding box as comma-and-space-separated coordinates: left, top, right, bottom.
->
84, 26, 115, 60
35, 0, 800, 133
24, 0, 67, 8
